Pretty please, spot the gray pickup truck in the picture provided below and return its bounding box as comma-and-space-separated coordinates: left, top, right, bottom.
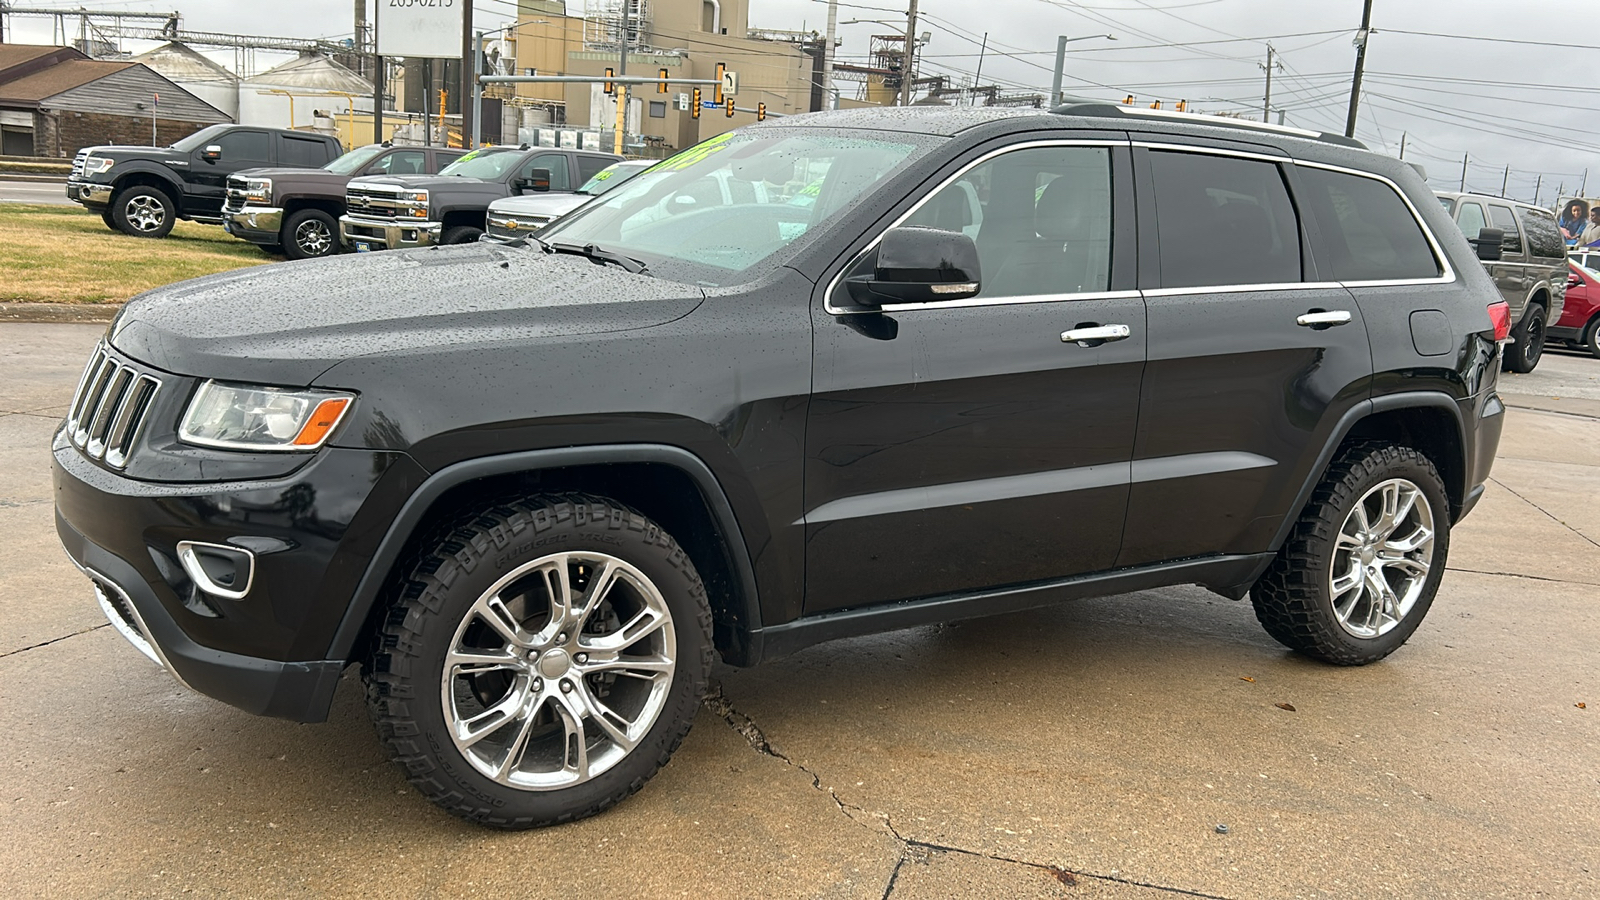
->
1436, 191, 1567, 372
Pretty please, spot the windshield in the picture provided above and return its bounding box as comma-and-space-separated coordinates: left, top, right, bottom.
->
438, 147, 525, 179
171, 124, 233, 152
325, 145, 388, 175
578, 161, 652, 196
538, 130, 930, 286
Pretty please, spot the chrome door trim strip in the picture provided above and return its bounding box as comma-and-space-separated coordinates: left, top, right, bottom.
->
1142, 281, 1342, 298
1129, 140, 1289, 164
823, 138, 1131, 316
797, 451, 1277, 525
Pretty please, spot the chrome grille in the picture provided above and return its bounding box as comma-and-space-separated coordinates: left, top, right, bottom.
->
346, 184, 403, 221
71, 149, 89, 178
224, 175, 248, 213
65, 345, 162, 469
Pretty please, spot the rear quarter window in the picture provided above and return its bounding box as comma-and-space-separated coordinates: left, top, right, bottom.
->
1297, 166, 1441, 282
1520, 210, 1564, 259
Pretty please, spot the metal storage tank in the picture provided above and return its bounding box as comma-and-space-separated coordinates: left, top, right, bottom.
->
131, 42, 240, 122
239, 54, 372, 133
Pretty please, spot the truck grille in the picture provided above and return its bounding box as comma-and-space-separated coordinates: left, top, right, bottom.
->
71, 149, 89, 178
65, 345, 163, 470
345, 184, 404, 221
224, 175, 248, 214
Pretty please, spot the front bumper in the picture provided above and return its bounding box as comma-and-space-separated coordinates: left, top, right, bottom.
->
339, 214, 441, 252
222, 206, 284, 245
65, 180, 113, 208
52, 429, 424, 722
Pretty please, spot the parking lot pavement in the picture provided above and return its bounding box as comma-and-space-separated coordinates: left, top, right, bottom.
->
0, 180, 75, 207
2, 322, 1596, 898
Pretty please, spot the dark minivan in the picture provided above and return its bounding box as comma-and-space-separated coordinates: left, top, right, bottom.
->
55, 105, 1506, 829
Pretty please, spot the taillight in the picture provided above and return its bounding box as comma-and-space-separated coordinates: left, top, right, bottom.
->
1487, 301, 1511, 342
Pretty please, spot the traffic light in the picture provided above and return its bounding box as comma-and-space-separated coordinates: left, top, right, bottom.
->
757, 103, 767, 121
658, 68, 670, 94
714, 62, 727, 104
1176, 99, 1187, 112
725, 96, 735, 118
692, 87, 701, 119
1149, 100, 1162, 110
604, 67, 616, 96
1123, 94, 1135, 105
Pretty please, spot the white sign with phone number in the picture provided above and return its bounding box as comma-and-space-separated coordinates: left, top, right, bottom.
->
377, 0, 464, 59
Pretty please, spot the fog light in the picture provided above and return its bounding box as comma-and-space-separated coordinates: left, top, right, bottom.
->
176, 541, 256, 601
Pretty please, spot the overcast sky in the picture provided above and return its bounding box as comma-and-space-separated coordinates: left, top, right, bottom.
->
8, 0, 1594, 202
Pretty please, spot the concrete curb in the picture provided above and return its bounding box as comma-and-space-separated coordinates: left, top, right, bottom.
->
0, 173, 68, 183
1501, 393, 1600, 420
0, 303, 120, 324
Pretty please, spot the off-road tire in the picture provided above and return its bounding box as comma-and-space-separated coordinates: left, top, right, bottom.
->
282, 209, 338, 260
110, 185, 176, 239
364, 493, 713, 829
1505, 304, 1546, 373
1251, 443, 1450, 665
440, 225, 484, 245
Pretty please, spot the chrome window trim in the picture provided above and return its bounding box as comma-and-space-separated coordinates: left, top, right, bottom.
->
823, 138, 1130, 316
1130, 140, 1290, 164
1290, 158, 1458, 288
1143, 281, 1341, 299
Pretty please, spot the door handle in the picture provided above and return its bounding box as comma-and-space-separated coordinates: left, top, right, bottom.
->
1296, 310, 1353, 328
1060, 324, 1131, 346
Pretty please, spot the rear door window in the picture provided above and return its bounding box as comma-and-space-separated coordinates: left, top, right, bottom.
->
1296, 166, 1441, 282
279, 135, 329, 168
1489, 204, 1523, 254
517, 153, 570, 191
1147, 150, 1301, 289
576, 155, 613, 183
214, 130, 271, 164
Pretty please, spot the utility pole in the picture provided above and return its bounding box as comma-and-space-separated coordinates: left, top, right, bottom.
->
1398, 131, 1406, 159
1276, 109, 1286, 126
900, 0, 919, 107
1534, 174, 1542, 206
973, 31, 988, 104
1345, 0, 1374, 139
471, 30, 484, 149
372, 10, 383, 144
823, 0, 838, 109
614, 0, 631, 155
422, 58, 432, 146
1582, 168, 1590, 196
354, 0, 367, 76
1051, 35, 1069, 107
1459, 152, 1467, 192
1260, 44, 1279, 123
460, 1, 473, 148
1501, 165, 1510, 198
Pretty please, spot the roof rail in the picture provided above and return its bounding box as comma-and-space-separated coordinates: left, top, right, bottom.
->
1050, 100, 1368, 150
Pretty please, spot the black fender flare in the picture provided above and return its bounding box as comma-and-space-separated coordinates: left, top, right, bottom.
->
1239, 391, 1468, 594
111, 165, 183, 199
324, 443, 763, 664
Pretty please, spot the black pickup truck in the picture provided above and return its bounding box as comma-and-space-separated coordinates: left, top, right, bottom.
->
339, 145, 620, 250
65, 124, 342, 239
223, 143, 466, 260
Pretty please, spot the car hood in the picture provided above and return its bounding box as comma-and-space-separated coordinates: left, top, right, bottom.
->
233, 166, 348, 184
110, 243, 706, 385
488, 193, 591, 217
82, 145, 185, 163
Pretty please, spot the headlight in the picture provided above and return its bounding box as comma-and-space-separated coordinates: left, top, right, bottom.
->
243, 178, 273, 203
398, 190, 429, 203
179, 381, 354, 452
399, 190, 430, 219
83, 156, 115, 175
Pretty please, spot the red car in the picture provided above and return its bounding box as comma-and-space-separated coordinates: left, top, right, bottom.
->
1552, 260, 1600, 357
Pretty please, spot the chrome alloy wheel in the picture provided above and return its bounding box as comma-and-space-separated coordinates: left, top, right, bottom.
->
123, 195, 167, 232
1330, 478, 1435, 639
440, 552, 677, 790
295, 219, 333, 255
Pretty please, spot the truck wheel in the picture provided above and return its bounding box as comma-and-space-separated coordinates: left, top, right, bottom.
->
283, 209, 338, 260
1584, 317, 1600, 360
365, 494, 713, 829
440, 225, 484, 245
1505, 305, 1546, 373
111, 185, 175, 239
99, 207, 118, 230
1251, 443, 1449, 666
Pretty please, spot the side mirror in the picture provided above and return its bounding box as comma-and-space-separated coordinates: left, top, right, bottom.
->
1569, 273, 1584, 289
201, 145, 223, 162
1469, 227, 1503, 262
846, 226, 982, 308
518, 168, 552, 193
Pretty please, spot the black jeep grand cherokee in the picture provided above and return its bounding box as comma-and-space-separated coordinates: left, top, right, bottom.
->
54, 105, 1507, 829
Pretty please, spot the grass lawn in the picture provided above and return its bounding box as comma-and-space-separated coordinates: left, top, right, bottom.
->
0, 204, 274, 304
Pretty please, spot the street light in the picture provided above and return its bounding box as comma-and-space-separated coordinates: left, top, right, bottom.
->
1051, 34, 1115, 107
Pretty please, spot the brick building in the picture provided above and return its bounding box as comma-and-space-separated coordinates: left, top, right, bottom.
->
0, 45, 229, 158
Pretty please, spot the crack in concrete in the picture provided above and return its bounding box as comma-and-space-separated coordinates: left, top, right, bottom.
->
0, 623, 109, 660
1490, 476, 1600, 550
1446, 566, 1600, 587
704, 682, 1235, 900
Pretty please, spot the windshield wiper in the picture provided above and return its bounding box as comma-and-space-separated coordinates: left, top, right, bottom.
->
547, 241, 650, 275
